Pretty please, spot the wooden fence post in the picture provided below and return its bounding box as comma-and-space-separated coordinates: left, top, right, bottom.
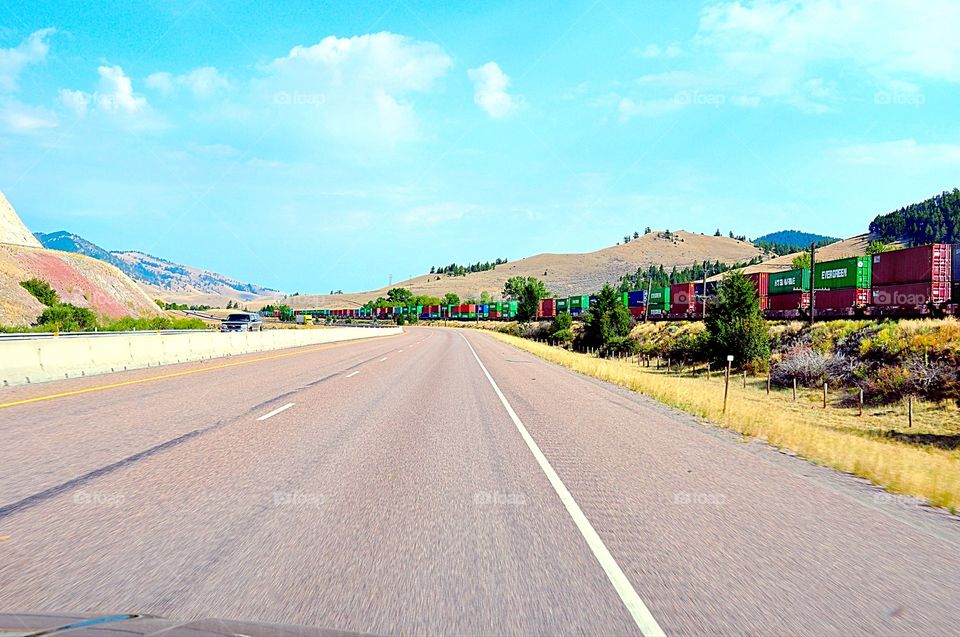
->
793, 378, 797, 401
823, 383, 828, 409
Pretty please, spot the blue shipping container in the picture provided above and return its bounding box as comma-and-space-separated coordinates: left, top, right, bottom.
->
627, 290, 647, 307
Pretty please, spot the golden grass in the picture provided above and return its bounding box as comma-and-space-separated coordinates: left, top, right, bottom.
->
486, 331, 960, 512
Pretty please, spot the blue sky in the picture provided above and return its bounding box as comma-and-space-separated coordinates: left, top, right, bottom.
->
1, 0, 959, 293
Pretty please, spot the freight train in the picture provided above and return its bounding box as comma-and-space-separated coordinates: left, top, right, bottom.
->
277, 243, 959, 323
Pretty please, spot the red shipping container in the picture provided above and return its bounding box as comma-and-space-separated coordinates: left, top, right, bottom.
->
871, 243, 952, 286
537, 298, 557, 318
670, 282, 696, 307
746, 272, 770, 298
768, 292, 810, 311
466, 304, 477, 313
629, 307, 646, 318
871, 282, 951, 306
488, 310, 501, 319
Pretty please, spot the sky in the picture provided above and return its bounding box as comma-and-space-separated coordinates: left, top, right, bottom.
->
1, 0, 959, 293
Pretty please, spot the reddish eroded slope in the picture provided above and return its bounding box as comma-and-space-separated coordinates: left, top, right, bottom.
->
0, 243, 162, 327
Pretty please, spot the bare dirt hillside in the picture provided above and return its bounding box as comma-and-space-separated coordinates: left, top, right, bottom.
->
0, 244, 165, 326
280, 231, 764, 309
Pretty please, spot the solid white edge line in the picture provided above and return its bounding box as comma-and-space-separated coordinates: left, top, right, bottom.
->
345, 371, 360, 378
460, 333, 666, 637
256, 402, 295, 421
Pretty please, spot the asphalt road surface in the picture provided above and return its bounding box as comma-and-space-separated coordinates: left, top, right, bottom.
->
1, 327, 958, 636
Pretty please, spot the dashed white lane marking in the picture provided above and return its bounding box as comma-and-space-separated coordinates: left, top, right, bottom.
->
379, 357, 388, 362
345, 371, 360, 378
460, 334, 666, 637
256, 403, 295, 421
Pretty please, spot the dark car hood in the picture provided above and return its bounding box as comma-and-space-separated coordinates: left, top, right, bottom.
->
0, 613, 372, 637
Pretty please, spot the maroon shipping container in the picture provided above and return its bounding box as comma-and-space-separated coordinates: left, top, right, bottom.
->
629, 307, 645, 318
768, 292, 810, 311
871, 282, 951, 307
746, 272, 770, 298
871, 243, 952, 286
488, 310, 501, 319
538, 298, 557, 318
670, 282, 696, 307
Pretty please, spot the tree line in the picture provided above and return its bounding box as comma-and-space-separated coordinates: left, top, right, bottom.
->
430, 258, 507, 277
869, 188, 960, 245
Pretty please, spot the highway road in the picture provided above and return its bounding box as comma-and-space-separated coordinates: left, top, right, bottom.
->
1, 327, 958, 636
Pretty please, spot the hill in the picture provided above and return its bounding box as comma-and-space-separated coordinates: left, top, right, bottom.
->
0, 194, 163, 327
279, 230, 765, 309
753, 230, 839, 251
34, 231, 282, 306
869, 188, 960, 245
1, 191, 42, 248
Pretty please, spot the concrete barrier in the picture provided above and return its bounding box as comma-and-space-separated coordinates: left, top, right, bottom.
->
0, 327, 402, 387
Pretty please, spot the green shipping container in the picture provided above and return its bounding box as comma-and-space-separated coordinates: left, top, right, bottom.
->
569, 296, 582, 309
557, 298, 568, 312
649, 287, 671, 308
814, 257, 871, 291
769, 268, 810, 295
508, 301, 519, 317
622, 292, 629, 308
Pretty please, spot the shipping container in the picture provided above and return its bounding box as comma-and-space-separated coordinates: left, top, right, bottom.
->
813, 288, 870, 309
871, 282, 951, 307
627, 290, 647, 307
538, 298, 557, 319
629, 307, 645, 318
588, 295, 598, 309
768, 291, 810, 311
569, 296, 582, 309
670, 282, 696, 307
649, 287, 670, 307
488, 310, 501, 319
814, 256, 871, 291
694, 281, 720, 298
871, 243, 952, 287
556, 298, 568, 313
953, 244, 960, 283
746, 272, 770, 298
769, 269, 810, 295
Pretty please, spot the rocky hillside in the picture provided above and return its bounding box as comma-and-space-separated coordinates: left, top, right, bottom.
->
34, 231, 282, 304
0, 193, 163, 327
281, 230, 766, 309
1, 191, 42, 248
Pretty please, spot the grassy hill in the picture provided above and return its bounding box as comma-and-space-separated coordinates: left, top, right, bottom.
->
279, 230, 766, 309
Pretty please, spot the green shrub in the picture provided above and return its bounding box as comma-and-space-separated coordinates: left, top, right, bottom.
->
20, 278, 59, 306
35, 303, 98, 332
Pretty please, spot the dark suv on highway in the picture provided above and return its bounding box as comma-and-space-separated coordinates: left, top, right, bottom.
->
219, 312, 264, 332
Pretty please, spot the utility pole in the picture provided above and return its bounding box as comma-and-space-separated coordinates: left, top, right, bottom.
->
808, 242, 817, 326
644, 279, 652, 324
701, 264, 708, 321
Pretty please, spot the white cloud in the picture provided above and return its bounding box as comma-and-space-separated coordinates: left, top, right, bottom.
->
467, 62, 521, 119
401, 202, 472, 225
0, 28, 54, 92
831, 139, 960, 166
0, 99, 57, 132
147, 66, 229, 98
59, 65, 149, 118
256, 32, 452, 143
95, 65, 147, 113
698, 0, 960, 83
58, 88, 89, 116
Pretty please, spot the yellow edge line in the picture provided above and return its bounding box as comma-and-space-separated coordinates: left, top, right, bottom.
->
0, 333, 399, 409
